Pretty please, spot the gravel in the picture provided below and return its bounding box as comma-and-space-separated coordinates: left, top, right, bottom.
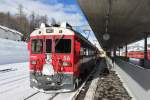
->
94, 71, 131, 100
75, 75, 93, 100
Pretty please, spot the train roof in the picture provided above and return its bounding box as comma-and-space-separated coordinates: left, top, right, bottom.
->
30, 27, 75, 36
74, 30, 97, 50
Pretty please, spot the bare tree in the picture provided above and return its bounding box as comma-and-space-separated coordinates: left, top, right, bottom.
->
18, 4, 24, 23
0, 5, 51, 41
50, 18, 56, 25
29, 11, 36, 32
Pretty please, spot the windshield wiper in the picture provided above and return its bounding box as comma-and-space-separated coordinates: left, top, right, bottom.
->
55, 34, 64, 47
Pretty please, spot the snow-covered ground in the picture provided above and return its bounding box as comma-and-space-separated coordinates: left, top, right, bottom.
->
0, 62, 81, 100
0, 38, 29, 65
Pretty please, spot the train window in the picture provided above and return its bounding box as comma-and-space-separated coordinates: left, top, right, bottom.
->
89, 49, 92, 55
46, 39, 52, 53
46, 29, 53, 33
59, 30, 63, 33
80, 47, 84, 55
83, 48, 86, 55
55, 39, 71, 53
31, 39, 43, 54
85, 48, 89, 56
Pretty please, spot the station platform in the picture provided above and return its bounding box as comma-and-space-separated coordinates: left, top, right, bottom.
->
82, 58, 131, 100
106, 57, 150, 100
82, 57, 150, 100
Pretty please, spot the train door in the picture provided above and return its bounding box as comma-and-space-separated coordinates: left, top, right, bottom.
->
42, 37, 55, 76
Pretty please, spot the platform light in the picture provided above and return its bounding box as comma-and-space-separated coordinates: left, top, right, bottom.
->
103, 33, 110, 40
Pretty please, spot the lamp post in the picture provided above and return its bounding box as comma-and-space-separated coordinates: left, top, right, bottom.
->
125, 43, 128, 57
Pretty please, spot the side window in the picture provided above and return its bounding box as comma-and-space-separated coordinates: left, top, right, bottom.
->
86, 49, 89, 56
83, 48, 86, 55
89, 49, 92, 55
80, 47, 84, 56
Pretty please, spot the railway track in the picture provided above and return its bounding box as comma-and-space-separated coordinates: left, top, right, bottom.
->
22, 80, 87, 100
23, 90, 61, 100
0, 68, 16, 73
23, 81, 88, 100
23, 63, 98, 100
24, 91, 40, 100
48, 93, 59, 100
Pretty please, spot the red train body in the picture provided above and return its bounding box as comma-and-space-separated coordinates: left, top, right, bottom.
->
27, 23, 99, 91
127, 51, 150, 59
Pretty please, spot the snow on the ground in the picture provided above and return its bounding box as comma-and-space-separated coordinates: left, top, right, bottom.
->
0, 62, 51, 100
0, 38, 29, 65
0, 62, 37, 100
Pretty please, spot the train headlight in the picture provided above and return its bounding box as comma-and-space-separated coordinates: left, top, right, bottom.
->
31, 60, 36, 65
62, 62, 71, 67
32, 78, 38, 83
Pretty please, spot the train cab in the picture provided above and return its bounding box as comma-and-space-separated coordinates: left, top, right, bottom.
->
28, 23, 99, 92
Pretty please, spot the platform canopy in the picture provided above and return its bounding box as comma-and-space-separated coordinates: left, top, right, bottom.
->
77, 0, 150, 50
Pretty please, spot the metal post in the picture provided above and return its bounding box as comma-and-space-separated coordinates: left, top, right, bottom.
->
113, 48, 116, 57
125, 43, 128, 57
144, 33, 148, 60
119, 47, 120, 56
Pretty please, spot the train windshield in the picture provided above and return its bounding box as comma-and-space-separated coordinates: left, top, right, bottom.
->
55, 39, 71, 53
46, 39, 52, 53
31, 39, 43, 54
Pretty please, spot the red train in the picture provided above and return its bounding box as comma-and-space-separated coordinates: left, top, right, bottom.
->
27, 23, 99, 92
127, 51, 150, 59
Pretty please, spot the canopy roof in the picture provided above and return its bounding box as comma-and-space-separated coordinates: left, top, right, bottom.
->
77, 0, 150, 50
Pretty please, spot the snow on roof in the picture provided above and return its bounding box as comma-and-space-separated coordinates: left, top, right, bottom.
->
0, 25, 23, 36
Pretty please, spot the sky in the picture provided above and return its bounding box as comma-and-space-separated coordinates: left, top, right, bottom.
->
0, 0, 101, 49
0, 0, 86, 25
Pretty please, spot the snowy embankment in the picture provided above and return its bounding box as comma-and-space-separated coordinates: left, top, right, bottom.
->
0, 38, 29, 65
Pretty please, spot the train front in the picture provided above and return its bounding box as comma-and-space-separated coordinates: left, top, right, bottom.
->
28, 24, 75, 92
